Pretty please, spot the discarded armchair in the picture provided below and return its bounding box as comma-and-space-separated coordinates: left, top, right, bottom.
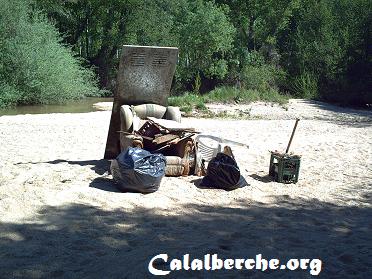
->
119, 104, 181, 151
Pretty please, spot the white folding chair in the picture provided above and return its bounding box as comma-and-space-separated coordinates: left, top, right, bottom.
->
194, 134, 249, 175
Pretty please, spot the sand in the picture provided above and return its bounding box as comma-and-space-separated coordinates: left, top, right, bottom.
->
0, 99, 371, 278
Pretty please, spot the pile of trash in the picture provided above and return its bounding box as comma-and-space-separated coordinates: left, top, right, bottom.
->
104, 45, 250, 193
111, 117, 249, 193
105, 46, 302, 193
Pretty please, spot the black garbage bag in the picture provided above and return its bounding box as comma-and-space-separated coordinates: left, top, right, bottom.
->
111, 147, 166, 193
200, 153, 248, 191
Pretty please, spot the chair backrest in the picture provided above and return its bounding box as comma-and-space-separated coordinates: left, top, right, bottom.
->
104, 45, 179, 159
194, 134, 223, 163
194, 134, 249, 166
117, 45, 179, 106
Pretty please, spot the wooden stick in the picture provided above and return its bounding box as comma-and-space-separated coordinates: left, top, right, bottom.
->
285, 119, 300, 154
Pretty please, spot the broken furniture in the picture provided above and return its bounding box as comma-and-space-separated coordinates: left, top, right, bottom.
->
269, 119, 301, 183
118, 104, 181, 151
104, 45, 179, 159
136, 117, 196, 176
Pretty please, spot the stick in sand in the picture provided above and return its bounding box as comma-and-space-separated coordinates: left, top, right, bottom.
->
285, 119, 300, 154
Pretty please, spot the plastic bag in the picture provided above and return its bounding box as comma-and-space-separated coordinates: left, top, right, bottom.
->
200, 153, 248, 191
111, 147, 166, 193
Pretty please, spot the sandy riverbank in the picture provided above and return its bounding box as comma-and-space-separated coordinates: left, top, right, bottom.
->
0, 100, 371, 278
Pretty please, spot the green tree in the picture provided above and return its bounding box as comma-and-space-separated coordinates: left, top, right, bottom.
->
176, 0, 235, 90
32, 0, 371, 105
277, 0, 371, 104
36, 0, 179, 89
0, 0, 99, 108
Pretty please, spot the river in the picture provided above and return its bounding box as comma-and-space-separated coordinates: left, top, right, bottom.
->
0, 97, 113, 116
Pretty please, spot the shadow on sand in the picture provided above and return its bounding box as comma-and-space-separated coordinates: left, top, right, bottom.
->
249, 174, 274, 183
15, 159, 111, 175
302, 100, 372, 128
0, 197, 371, 278
89, 177, 120, 193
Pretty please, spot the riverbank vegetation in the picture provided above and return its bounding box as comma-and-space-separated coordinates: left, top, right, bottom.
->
0, 0, 101, 108
169, 87, 289, 113
0, 0, 371, 108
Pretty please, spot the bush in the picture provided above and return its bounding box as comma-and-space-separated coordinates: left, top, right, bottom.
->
0, 0, 100, 108
0, 82, 20, 108
291, 72, 319, 99
206, 86, 240, 102
241, 64, 285, 92
168, 92, 204, 113
208, 86, 288, 105
168, 86, 289, 113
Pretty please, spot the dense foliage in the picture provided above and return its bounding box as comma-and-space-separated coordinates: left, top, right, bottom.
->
1, 0, 371, 107
0, 0, 99, 108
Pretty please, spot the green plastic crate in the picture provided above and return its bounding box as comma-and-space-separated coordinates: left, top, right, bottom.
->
269, 152, 301, 183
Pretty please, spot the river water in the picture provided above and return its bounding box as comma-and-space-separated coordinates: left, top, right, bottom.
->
0, 97, 113, 116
